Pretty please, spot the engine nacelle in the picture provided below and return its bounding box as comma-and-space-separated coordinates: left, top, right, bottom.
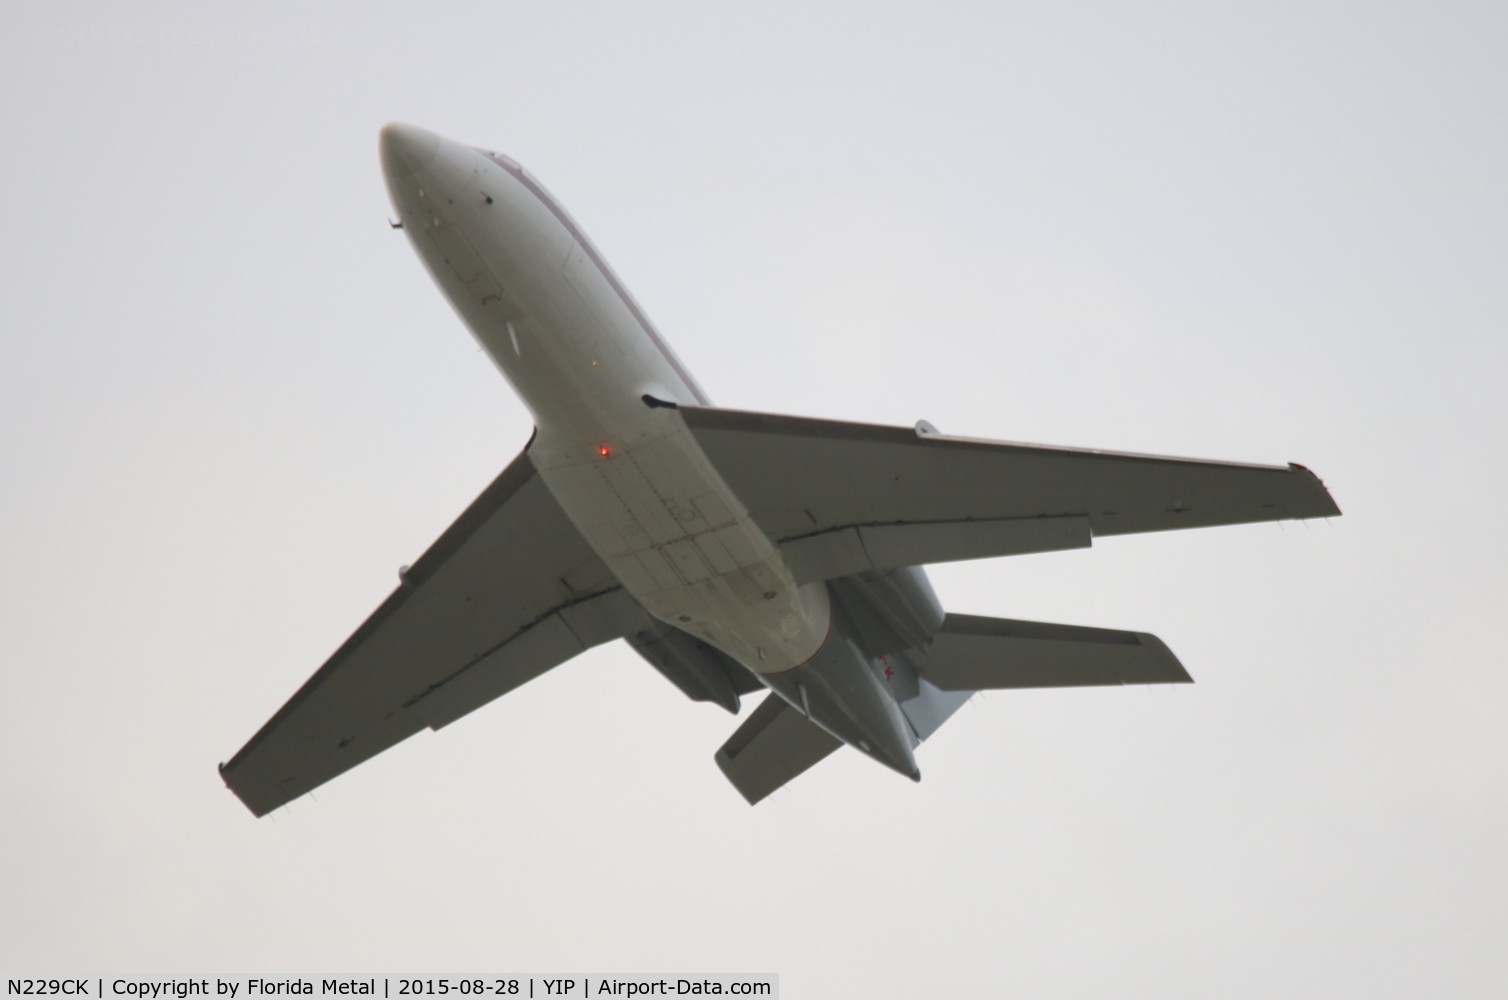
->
828, 565, 945, 657
627, 623, 754, 714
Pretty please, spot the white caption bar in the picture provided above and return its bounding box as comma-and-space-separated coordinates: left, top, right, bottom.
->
4, 977, 778, 1000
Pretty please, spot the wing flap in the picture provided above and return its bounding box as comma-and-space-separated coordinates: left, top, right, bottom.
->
408, 614, 584, 731
411, 588, 653, 729
783, 517, 1092, 584
917, 613, 1192, 689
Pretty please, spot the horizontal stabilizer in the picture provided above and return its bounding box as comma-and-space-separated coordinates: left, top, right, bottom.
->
917, 613, 1192, 689
715, 693, 843, 804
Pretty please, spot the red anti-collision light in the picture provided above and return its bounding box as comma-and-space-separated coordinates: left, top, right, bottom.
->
598, 444, 611, 457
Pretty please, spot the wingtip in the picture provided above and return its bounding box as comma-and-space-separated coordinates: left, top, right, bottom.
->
1288, 462, 1343, 517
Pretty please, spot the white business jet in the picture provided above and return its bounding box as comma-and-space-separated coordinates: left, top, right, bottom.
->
220, 125, 1340, 815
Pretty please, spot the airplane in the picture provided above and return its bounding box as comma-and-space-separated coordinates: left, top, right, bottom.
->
219, 124, 1341, 816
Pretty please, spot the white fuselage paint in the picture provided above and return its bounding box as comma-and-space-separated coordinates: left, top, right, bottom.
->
380, 125, 829, 675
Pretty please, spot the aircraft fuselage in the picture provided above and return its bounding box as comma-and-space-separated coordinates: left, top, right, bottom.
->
380, 125, 921, 778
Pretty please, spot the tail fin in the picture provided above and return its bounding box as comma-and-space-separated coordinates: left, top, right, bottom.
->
916, 613, 1192, 690
896, 674, 974, 743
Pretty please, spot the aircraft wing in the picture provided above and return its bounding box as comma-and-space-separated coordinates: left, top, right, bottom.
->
678, 406, 1341, 582
220, 449, 648, 817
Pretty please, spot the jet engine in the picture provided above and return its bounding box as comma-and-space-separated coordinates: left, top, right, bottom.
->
627, 623, 761, 713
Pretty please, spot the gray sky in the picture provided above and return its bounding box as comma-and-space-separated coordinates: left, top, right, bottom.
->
3, 1, 1505, 996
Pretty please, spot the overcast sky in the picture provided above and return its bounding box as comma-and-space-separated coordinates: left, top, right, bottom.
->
3, 2, 1506, 996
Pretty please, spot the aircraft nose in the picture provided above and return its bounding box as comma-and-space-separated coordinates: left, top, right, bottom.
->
379, 123, 442, 180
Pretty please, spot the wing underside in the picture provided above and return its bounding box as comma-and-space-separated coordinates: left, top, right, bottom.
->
677, 406, 1340, 582
220, 450, 647, 816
